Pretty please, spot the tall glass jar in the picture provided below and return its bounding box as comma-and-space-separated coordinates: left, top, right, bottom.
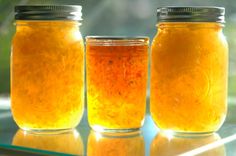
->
11, 5, 84, 132
151, 7, 228, 134
86, 37, 149, 132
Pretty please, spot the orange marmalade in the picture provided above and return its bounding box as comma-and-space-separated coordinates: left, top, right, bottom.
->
11, 5, 84, 131
150, 7, 228, 134
86, 37, 148, 132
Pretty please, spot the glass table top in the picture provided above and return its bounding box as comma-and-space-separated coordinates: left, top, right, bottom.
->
0, 96, 236, 156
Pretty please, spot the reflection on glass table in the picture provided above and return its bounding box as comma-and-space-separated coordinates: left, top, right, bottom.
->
1, 97, 236, 155
12, 129, 84, 155
87, 131, 145, 156
150, 132, 225, 156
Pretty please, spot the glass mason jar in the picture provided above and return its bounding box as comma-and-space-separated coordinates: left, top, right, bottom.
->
11, 5, 84, 132
150, 7, 228, 134
86, 37, 149, 132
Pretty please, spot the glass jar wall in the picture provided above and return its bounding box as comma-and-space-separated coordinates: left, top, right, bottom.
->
11, 5, 84, 131
86, 37, 149, 132
150, 7, 228, 134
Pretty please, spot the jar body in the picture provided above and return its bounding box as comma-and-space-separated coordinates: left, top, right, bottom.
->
150, 22, 228, 133
86, 37, 148, 132
11, 21, 84, 131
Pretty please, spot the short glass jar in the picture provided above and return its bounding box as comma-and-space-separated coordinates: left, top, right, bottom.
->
11, 5, 84, 132
86, 36, 149, 132
150, 7, 228, 134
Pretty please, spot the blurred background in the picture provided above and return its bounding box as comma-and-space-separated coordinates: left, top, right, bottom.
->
0, 0, 235, 98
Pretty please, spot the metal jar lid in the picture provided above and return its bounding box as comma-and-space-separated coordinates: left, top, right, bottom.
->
157, 7, 225, 23
15, 5, 82, 21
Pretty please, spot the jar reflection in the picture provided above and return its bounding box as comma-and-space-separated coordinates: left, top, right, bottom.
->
12, 129, 84, 155
87, 130, 145, 156
150, 132, 225, 156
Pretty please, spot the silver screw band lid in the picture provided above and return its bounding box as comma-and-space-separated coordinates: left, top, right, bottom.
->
157, 7, 225, 23
15, 5, 82, 21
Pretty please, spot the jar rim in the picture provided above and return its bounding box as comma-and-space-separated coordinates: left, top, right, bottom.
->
86, 36, 149, 46
157, 6, 225, 23
86, 36, 149, 40
15, 5, 82, 21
